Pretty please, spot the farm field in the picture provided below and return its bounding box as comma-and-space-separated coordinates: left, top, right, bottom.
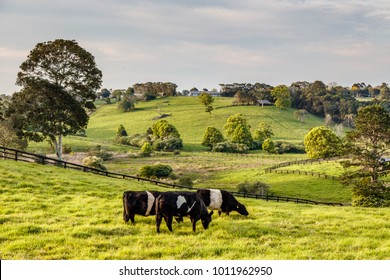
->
86, 96, 325, 150
1, 160, 389, 260
24, 96, 352, 203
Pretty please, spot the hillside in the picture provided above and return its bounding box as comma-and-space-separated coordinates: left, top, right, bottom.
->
86, 97, 326, 150
23, 96, 350, 203
1, 160, 389, 260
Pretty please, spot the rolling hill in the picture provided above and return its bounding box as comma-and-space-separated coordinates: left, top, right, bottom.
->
86, 96, 326, 150
0, 159, 389, 260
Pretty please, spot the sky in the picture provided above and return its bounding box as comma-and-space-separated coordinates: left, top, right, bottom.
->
1, 0, 390, 94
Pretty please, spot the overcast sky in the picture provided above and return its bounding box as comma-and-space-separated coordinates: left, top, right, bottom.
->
1, 0, 390, 94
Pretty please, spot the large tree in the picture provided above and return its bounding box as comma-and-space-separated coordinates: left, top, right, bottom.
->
304, 126, 342, 159
341, 105, 390, 207
10, 39, 102, 159
201, 126, 224, 149
271, 85, 292, 109
16, 39, 102, 110
7, 81, 89, 159
198, 92, 214, 114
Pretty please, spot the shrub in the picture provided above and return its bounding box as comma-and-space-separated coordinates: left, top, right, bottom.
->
212, 141, 249, 153
140, 142, 153, 157
238, 181, 270, 196
152, 137, 183, 152
272, 141, 306, 154
201, 126, 224, 149
139, 164, 173, 178
87, 145, 113, 161
177, 176, 194, 188
262, 138, 275, 153
62, 145, 72, 154
82, 156, 107, 171
152, 120, 180, 139
116, 124, 128, 137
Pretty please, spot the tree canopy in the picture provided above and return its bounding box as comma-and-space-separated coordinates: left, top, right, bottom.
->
9, 39, 102, 159
16, 39, 102, 109
303, 126, 342, 159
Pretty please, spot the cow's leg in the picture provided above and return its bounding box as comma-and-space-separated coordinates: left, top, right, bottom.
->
166, 216, 173, 232
156, 212, 163, 233
218, 210, 222, 216
130, 214, 135, 224
191, 218, 196, 232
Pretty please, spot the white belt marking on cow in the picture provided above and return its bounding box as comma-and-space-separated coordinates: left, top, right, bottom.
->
177, 196, 196, 213
145, 191, 155, 216
176, 195, 186, 209
208, 189, 223, 210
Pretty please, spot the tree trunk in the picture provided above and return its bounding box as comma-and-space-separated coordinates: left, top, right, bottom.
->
58, 133, 63, 161
49, 134, 62, 161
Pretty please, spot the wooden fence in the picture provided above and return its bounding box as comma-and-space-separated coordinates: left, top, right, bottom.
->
265, 168, 339, 181
0, 146, 349, 206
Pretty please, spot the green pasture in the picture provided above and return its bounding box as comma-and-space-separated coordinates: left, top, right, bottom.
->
1, 160, 389, 260
85, 97, 325, 150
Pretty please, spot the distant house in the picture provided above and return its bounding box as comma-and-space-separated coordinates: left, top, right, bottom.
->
256, 100, 274, 107
188, 91, 221, 97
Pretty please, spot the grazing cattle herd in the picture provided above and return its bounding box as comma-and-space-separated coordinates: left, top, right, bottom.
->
122, 188, 249, 233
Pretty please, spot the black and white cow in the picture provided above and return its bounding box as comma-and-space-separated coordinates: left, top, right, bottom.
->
155, 191, 213, 233
197, 189, 249, 216
122, 190, 161, 224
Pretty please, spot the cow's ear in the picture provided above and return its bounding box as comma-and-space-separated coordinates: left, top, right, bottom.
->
209, 211, 214, 216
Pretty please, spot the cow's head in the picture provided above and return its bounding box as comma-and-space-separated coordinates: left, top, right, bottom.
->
201, 211, 214, 229
236, 203, 249, 216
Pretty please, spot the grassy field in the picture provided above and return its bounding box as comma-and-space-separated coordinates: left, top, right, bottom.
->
24, 97, 351, 203
85, 97, 325, 150
1, 160, 389, 260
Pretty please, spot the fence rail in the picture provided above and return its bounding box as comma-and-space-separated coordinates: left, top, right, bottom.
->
0, 146, 349, 206
265, 168, 339, 181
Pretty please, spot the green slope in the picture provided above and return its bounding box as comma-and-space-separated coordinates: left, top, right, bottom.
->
86, 97, 325, 150
1, 160, 389, 259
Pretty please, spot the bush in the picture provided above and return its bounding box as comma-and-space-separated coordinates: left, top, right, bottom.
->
140, 142, 153, 157
87, 145, 113, 161
351, 178, 390, 207
272, 141, 306, 154
238, 181, 270, 196
82, 156, 107, 171
116, 124, 128, 137
138, 164, 173, 179
212, 141, 249, 153
201, 126, 224, 149
152, 137, 183, 152
177, 176, 194, 188
62, 145, 72, 154
262, 138, 275, 153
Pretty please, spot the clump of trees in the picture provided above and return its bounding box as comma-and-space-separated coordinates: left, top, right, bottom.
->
115, 120, 183, 153
238, 181, 271, 196
133, 82, 177, 97
138, 163, 173, 179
